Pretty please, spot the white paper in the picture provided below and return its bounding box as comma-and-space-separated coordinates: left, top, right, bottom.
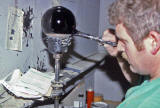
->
6, 7, 24, 51
0, 68, 55, 99
15, 68, 54, 95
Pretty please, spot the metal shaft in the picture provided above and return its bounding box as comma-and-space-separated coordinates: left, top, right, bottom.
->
53, 54, 62, 108
54, 54, 61, 82
54, 97, 59, 108
73, 32, 117, 47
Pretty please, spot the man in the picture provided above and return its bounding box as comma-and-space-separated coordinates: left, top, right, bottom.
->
102, 0, 160, 107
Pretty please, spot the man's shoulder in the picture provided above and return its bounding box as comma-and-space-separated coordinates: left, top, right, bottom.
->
125, 78, 160, 102
118, 86, 160, 108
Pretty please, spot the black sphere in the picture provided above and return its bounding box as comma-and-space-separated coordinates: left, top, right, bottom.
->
41, 6, 76, 35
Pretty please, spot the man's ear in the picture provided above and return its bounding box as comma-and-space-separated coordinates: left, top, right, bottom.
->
147, 31, 160, 55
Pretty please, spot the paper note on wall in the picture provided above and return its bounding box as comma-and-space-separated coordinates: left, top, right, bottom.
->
6, 7, 24, 51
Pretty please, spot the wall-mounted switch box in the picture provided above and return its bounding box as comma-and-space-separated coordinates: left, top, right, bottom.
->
6, 7, 24, 51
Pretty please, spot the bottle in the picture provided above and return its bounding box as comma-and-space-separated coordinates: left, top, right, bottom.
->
86, 88, 94, 108
78, 94, 84, 108
74, 94, 84, 108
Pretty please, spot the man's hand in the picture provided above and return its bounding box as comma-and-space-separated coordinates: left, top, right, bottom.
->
102, 29, 118, 57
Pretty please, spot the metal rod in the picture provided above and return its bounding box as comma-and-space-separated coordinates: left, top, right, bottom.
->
54, 97, 59, 108
53, 54, 62, 108
54, 54, 61, 82
73, 32, 117, 47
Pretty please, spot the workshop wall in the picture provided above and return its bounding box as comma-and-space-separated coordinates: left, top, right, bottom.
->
0, 0, 52, 79
0, 0, 99, 82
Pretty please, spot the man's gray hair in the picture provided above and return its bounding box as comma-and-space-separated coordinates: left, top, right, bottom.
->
109, 0, 160, 50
